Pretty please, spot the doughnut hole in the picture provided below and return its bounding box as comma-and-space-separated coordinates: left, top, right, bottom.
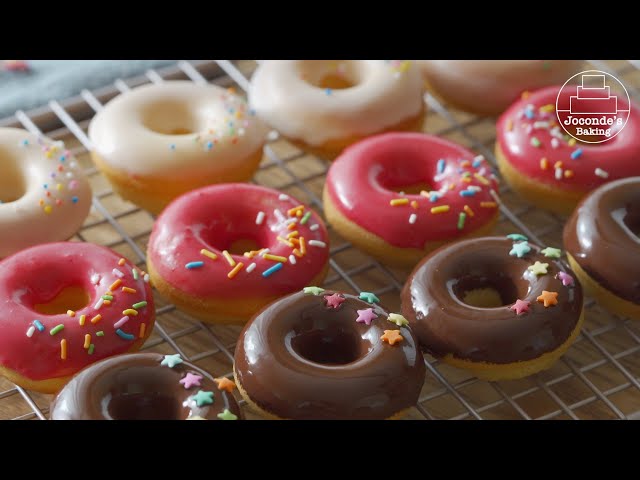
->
33, 286, 91, 315
196, 220, 270, 256
290, 317, 371, 365
0, 147, 26, 203
141, 100, 201, 136
299, 61, 365, 91
451, 275, 523, 309
622, 204, 640, 238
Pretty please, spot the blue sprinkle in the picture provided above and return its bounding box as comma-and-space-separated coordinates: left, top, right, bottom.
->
22, 139, 29, 146
262, 263, 283, 278
169, 144, 176, 150
429, 193, 439, 202
72, 196, 79, 204
472, 159, 483, 168
570, 148, 583, 160
43, 184, 48, 189
186, 261, 204, 270
524, 107, 535, 119
437, 159, 446, 174
207, 141, 213, 150
116, 329, 135, 341
460, 190, 476, 197
325, 88, 332, 96
33, 320, 45, 332
59, 155, 66, 162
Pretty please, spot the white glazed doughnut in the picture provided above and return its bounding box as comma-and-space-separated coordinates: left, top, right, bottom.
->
88, 81, 269, 214
248, 60, 425, 159
417, 60, 583, 115
0, 128, 92, 258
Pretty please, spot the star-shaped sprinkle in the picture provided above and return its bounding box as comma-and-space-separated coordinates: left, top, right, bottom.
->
303, 286, 325, 296
186, 415, 206, 421
387, 313, 409, 327
381, 330, 403, 345
359, 292, 380, 304
507, 234, 528, 242
541, 247, 562, 258
179, 372, 203, 389
217, 409, 238, 420
191, 390, 215, 407
557, 271, 575, 286
528, 261, 549, 276
356, 308, 378, 326
161, 354, 183, 368
509, 242, 531, 258
537, 290, 559, 307
215, 377, 236, 393
324, 293, 345, 309
510, 299, 531, 315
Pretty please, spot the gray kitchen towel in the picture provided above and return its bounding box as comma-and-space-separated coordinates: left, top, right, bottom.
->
0, 60, 175, 118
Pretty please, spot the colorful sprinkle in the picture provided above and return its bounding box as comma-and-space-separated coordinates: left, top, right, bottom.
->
33, 319, 45, 331
457, 212, 466, 230
161, 354, 184, 368
26, 326, 35, 338
300, 211, 312, 225
387, 313, 409, 327
289, 254, 297, 264
390, 198, 409, 206
262, 263, 283, 277
222, 250, 236, 267
114, 316, 130, 328
359, 291, 380, 304
217, 409, 238, 420
132, 301, 147, 309
507, 234, 528, 242
88, 344, 95, 355
186, 261, 205, 269
227, 262, 245, 279
215, 377, 236, 393
112, 268, 124, 278
255, 211, 265, 225
381, 330, 403, 346
571, 149, 583, 160
246, 262, 257, 273
537, 290, 558, 307
192, 390, 215, 407
263, 254, 287, 263
90, 314, 102, 325
310, 224, 320, 231
463, 205, 475, 217
303, 286, 325, 295
409, 213, 417, 224
595, 168, 609, 179
143, 274, 150, 283
102, 295, 113, 301
66, 310, 75, 317
96, 331, 104, 336
180, 373, 203, 389
557, 271, 575, 286
78, 315, 86, 326
139, 323, 146, 338
509, 242, 531, 258
122, 287, 136, 294
480, 201, 497, 208
528, 261, 549, 276
540, 158, 549, 170
555, 168, 563, 180
308, 240, 326, 248
431, 205, 450, 214
122, 309, 138, 316
474, 173, 490, 185
94, 298, 105, 310
200, 249, 218, 261
355, 308, 378, 326
460, 190, 476, 197
541, 247, 562, 258
60, 339, 67, 360
109, 279, 122, 291
510, 299, 530, 315
437, 159, 446, 174
324, 293, 346, 309
50, 324, 65, 336
91, 273, 101, 285
84, 334, 91, 349
118, 258, 126, 266
530, 137, 541, 148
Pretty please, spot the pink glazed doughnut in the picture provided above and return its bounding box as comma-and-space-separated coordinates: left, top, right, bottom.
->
496, 86, 640, 215
147, 183, 330, 324
323, 132, 500, 267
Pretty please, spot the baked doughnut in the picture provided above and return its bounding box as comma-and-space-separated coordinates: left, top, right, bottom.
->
234, 287, 425, 419
564, 177, 640, 319
0, 128, 92, 258
496, 86, 640, 215
323, 132, 500, 267
50, 352, 242, 420
401, 236, 584, 380
0, 242, 154, 393
147, 184, 330, 324
418, 60, 582, 115
88, 81, 269, 214
248, 60, 424, 160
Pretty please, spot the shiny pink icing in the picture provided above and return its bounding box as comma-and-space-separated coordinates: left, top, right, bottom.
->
325, 132, 500, 249
147, 183, 330, 299
497, 86, 640, 192
0, 242, 154, 381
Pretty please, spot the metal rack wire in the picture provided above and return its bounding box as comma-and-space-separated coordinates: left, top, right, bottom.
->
1, 60, 639, 420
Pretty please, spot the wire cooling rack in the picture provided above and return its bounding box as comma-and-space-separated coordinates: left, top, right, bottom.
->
1, 59, 640, 420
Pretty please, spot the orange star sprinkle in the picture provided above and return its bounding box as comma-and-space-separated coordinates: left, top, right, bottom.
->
215, 377, 236, 393
537, 290, 558, 307
381, 330, 404, 346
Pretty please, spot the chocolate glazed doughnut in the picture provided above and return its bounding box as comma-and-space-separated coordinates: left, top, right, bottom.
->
233, 288, 425, 419
401, 236, 584, 380
50, 353, 242, 420
564, 177, 640, 320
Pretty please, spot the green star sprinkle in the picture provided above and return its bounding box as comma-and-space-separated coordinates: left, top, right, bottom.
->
528, 261, 549, 276
359, 292, 380, 304
541, 247, 562, 258
217, 409, 238, 420
387, 313, 409, 327
160, 353, 183, 368
509, 242, 531, 258
192, 390, 215, 407
507, 234, 528, 242
303, 286, 325, 296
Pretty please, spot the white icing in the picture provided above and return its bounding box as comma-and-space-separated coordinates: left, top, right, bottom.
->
88, 81, 269, 176
0, 128, 92, 258
248, 60, 424, 146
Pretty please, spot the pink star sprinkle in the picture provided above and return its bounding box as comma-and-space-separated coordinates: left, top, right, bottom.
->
179, 373, 203, 389
510, 299, 531, 315
324, 293, 345, 309
356, 308, 378, 326
557, 272, 574, 286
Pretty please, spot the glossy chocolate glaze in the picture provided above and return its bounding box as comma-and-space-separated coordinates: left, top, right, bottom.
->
50, 353, 242, 420
401, 237, 583, 364
234, 290, 426, 419
563, 177, 640, 304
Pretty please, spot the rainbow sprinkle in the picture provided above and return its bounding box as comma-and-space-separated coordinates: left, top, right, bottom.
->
185, 261, 204, 269
200, 249, 218, 261
33, 320, 44, 332
457, 212, 466, 230
116, 329, 135, 341
431, 205, 450, 214
262, 263, 283, 278
50, 324, 65, 336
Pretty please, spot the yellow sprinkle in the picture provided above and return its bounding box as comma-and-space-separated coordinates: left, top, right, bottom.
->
287, 205, 304, 216
287, 231, 299, 239
464, 205, 475, 217
521, 91, 530, 100
296, 210, 303, 217
118, 258, 126, 266
431, 206, 450, 214
243, 251, 257, 258
139, 323, 146, 338
474, 173, 490, 185
44, 205, 52, 214
390, 198, 409, 206
122, 287, 136, 294
60, 339, 67, 360
79, 314, 86, 326
110, 279, 122, 291
554, 161, 563, 169
564, 170, 574, 178
290, 237, 300, 246
39, 199, 44, 206
67, 310, 75, 317
293, 248, 303, 258
227, 262, 244, 279
419, 190, 430, 198
277, 236, 294, 247
540, 104, 555, 113
123, 309, 138, 316
506, 119, 514, 131
480, 201, 497, 208
411, 200, 419, 209
568, 138, 577, 147
540, 158, 549, 170
299, 237, 307, 255
56, 183, 63, 191
222, 250, 236, 267
263, 254, 287, 263
90, 314, 102, 325
200, 249, 218, 261
84, 334, 91, 349
461, 176, 472, 183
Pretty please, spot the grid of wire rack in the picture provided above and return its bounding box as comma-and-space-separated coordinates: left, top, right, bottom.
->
1, 59, 639, 420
